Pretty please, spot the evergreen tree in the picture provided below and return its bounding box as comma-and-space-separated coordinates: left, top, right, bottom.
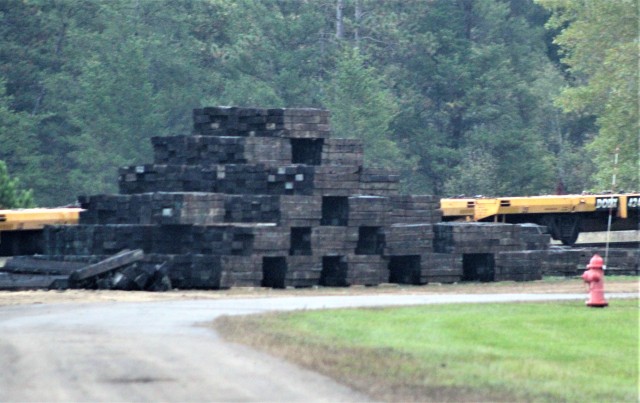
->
66, 40, 165, 196
0, 0, 583, 201
0, 76, 40, 197
0, 0, 233, 202
385, 0, 560, 195
324, 48, 411, 171
0, 0, 101, 205
206, 0, 335, 107
537, 0, 639, 190
0, 161, 35, 209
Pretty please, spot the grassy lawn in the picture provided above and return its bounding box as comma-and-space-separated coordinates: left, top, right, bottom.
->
215, 299, 639, 402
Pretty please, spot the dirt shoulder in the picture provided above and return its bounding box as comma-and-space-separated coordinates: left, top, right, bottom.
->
0, 277, 637, 307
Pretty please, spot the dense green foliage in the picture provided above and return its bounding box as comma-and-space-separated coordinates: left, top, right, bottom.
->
0, 160, 34, 208
537, 0, 639, 190
0, 0, 633, 205
218, 300, 639, 402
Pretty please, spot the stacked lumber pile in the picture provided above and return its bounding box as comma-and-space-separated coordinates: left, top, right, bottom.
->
434, 222, 550, 254
152, 136, 292, 166
312, 166, 362, 196
495, 247, 639, 280
224, 195, 280, 223
359, 168, 401, 195
278, 196, 322, 226
538, 247, 639, 276
192, 107, 331, 138
494, 251, 543, 282
321, 139, 363, 167
390, 195, 442, 224
433, 222, 550, 282
79, 193, 226, 225
4, 106, 561, 291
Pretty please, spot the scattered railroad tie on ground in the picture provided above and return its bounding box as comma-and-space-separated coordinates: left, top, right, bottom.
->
68, 249, 145, 287
0, 257, 82, 290
2, 258, 86, 275
0, 273, 69, 291
0, 249, 170, 291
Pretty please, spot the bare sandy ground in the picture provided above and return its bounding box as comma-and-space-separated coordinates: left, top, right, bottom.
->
1, 277, 637, 307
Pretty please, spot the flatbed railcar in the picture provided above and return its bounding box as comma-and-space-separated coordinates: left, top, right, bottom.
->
0, 208, 82, 255
440, 193, 640, 245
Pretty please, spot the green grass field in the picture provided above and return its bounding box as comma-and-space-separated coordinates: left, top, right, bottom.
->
216, 299, 639, 402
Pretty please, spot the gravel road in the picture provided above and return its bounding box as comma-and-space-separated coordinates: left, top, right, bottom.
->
0, 292, 634, 402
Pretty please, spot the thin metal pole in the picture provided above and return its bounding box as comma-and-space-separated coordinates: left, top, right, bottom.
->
604, 147, 620, 270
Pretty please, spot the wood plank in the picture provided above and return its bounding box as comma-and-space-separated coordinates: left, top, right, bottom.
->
70, 249, 144, 282
0, 273, 68, 290
2, 258, 86, 275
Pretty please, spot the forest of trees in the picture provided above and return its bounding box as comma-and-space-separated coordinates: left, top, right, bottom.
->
0, 0, 637, 207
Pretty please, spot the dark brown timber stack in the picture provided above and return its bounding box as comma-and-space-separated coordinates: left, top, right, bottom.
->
8, 106, 558, 290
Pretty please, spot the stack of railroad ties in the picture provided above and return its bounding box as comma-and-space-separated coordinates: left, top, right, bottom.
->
1, 106, 555, 291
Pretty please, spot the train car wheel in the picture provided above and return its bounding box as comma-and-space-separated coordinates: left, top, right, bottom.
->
540, 215, 580, 245
558, 215, 580, 245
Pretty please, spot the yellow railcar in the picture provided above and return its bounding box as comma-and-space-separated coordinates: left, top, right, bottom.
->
0, 208, 82, 255
441, 193, 640, 245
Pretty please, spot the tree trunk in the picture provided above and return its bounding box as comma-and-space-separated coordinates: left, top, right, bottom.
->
32, 8, 68, 116
354, 0, 362, 46
336, 0, 344, 39
458, 0, 473, 41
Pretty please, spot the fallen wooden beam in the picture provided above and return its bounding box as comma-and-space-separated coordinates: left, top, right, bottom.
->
0, 273, 69, 291
1, 258, 86, 275
69, 249, 144, 283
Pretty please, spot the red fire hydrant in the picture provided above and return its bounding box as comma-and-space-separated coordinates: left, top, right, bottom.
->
581, 254, 608, 308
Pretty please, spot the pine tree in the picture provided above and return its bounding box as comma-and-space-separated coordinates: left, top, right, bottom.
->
537, 0, 639, 190
0, 76, 39, 200
323, 48, 412, 171
0, 161, 35, 209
